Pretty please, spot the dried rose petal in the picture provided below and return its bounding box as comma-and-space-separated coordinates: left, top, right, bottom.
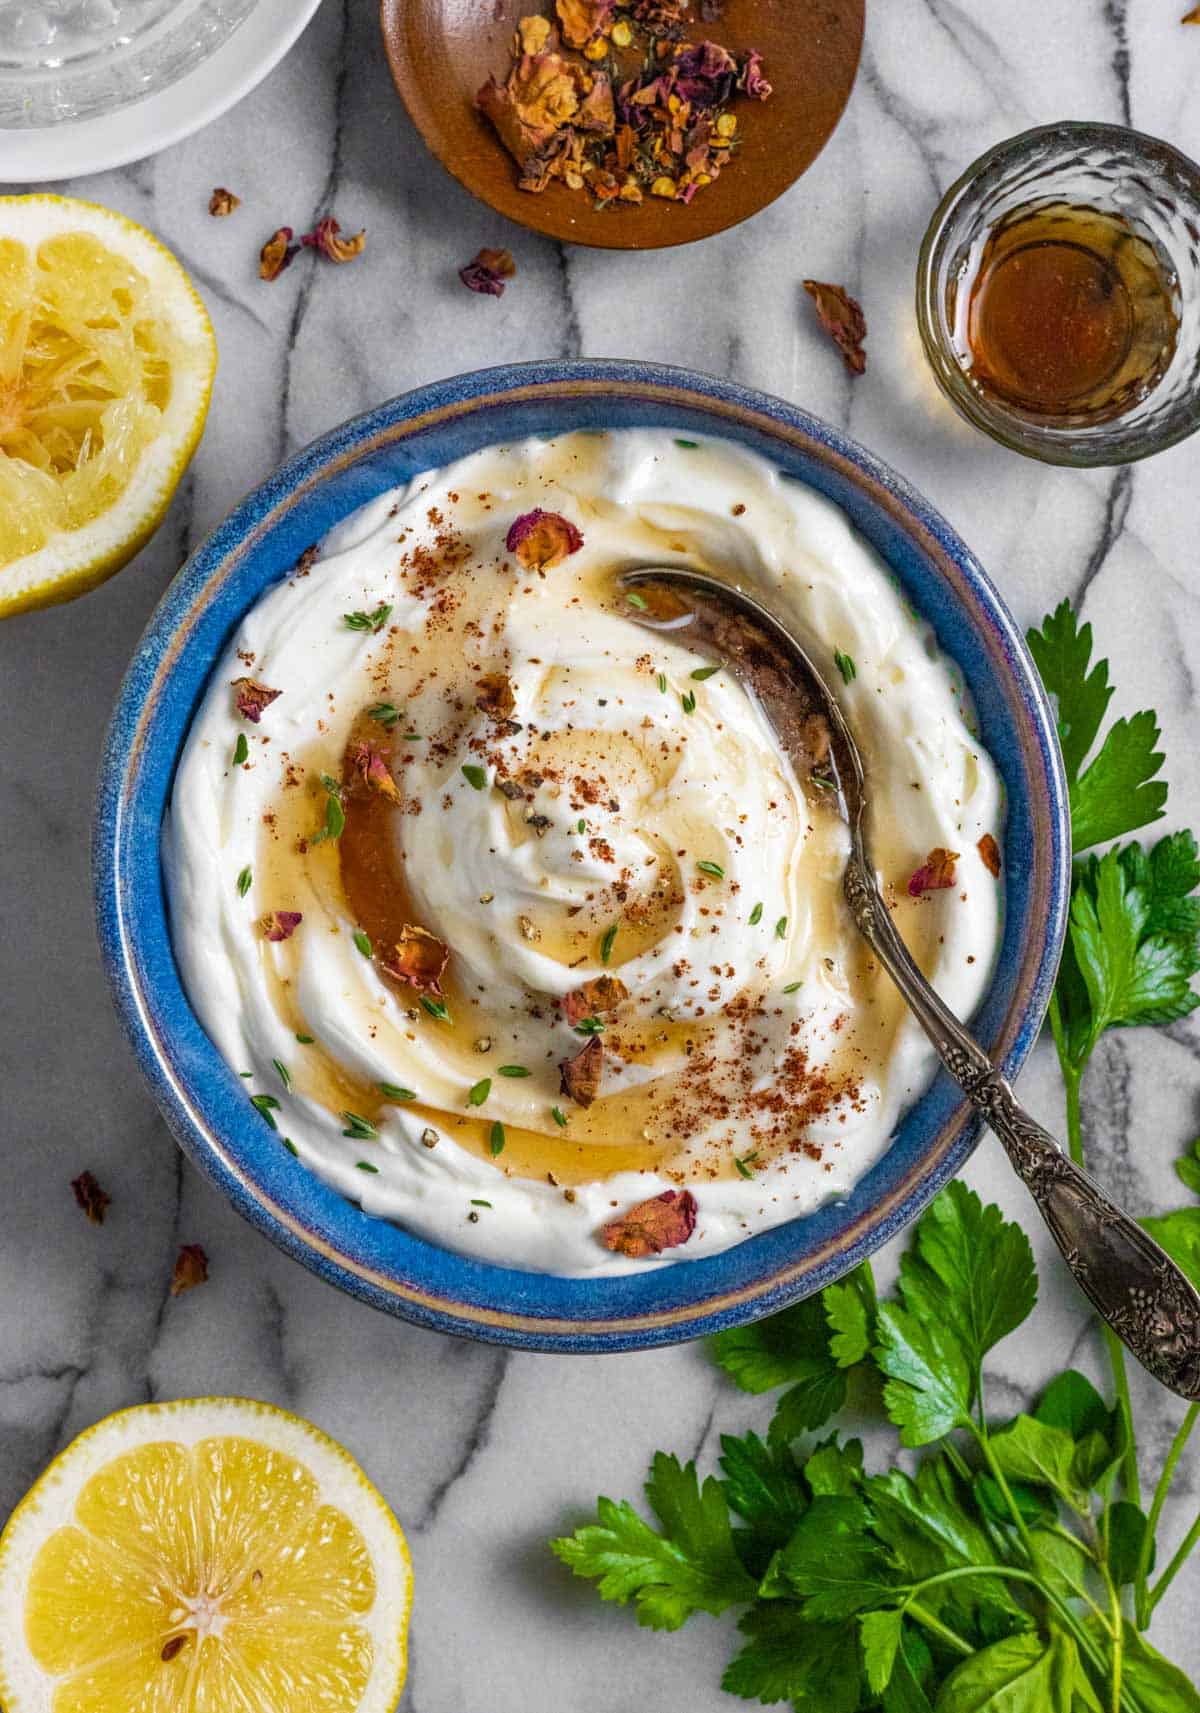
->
1185, 6, 1200, 19
576, 72, 616, 134
556, 0, 615, 48
346, 740, 401, 804
460, 247, 517, 297
171, 1244, 209, 1295
803, 280, 868, 377
909, 847, 960, 897
506, 509, 584, 570
381, 924, 450, 993
559, 1036, 604, 1106
232, 677, 281, 723
209, 187, 241, 217
519, 13, 552, 53
71, 1171, 110, 1226
601, 1189, 698, 1257
739, 49, 772, 99
673, 40, 737, 107
475, 673, 517, 720
259, 227, 298, 282
261, 910, 303, 942
977, 833, 1002, 878
562, 976, 629, 1026
301, 216, 367, 264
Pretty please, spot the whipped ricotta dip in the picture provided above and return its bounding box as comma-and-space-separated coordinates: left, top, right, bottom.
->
165, 430, 1004, 1275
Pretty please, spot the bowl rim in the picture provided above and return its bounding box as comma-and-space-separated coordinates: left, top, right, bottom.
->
93, 359, 1070, 1351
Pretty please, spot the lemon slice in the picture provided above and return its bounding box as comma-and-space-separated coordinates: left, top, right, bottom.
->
0, 1398, 412, 1713
0, 194, 216, 619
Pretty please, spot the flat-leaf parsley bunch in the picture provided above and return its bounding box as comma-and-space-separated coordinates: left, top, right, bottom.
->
551, 604, 1200, 1710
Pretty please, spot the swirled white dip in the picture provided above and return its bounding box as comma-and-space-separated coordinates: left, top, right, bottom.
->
165, 431, 1003, 1275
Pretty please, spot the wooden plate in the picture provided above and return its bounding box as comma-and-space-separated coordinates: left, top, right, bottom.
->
379, 0, 864, 251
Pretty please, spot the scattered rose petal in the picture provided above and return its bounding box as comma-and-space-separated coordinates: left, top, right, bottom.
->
803, 280, 867, 376
559, 1036, 604, 1106
301, 216, 367, 264
171, 1244, 209, 1295
576, 72, 615, 133
519, 13, 552, 52
506, 508, 584, 570
977, 833, 1002, 878
475, 673, 517, 720
909, 847, 960, 897
381, 924, 450, 993
601, 1188, 698, 1257
261, 910, 303, 942
71, 1171, 110, 1226
209, 187, 241, 217
556, 0, 615, 48
345, 740, 401, 804
1185, 6, 1200, 19
673, 40, 737, 107
562, 975, 629, 1025
739, 48, 771, 99
259, 227, 298, 281
460, 247, 517, 297
232, 677, 281, 723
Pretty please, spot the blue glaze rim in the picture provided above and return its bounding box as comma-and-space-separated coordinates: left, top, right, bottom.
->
93, 360, 1070, 1352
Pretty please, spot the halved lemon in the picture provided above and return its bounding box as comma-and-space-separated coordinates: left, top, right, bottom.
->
0, 194, 216, 619
0, 1397, 412, 1713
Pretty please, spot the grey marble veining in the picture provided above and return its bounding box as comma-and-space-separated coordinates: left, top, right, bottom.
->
3, 0, 1200, 1703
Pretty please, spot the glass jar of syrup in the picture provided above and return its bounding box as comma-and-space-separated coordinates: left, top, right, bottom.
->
917, 124, 1200, 466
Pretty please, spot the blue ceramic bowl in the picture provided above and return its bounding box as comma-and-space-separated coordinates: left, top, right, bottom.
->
94, 361, 1069, 1352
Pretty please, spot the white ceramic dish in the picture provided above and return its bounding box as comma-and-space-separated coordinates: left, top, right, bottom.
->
0, 0, 323, 181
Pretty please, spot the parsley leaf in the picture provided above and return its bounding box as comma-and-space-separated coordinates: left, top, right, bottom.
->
1142, 1133, 1200, 1291
760, 1496, 897, 1619
718, 1432, 807, 1575
712, 1295, 850, 1444
722, 1607, 861, 1711
1028, 600, 1166, 849
860, 1607, 903, 1696
550, 1453, 755, 1630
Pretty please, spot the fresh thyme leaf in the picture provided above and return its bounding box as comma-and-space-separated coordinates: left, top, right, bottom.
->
236, 865, 252, 897
368, 702, 401, 727
282, 1137, 297, 1155
657, 673, 668, 693
782, 981, 802, 994
296, 1032, 315, 1044
352, 929, 372, 957
462, 764, 488, 790
310, 779, 345, 845
775, 916, 788, 938
675, 438, 700, 448
749, 902, 763, 925
420, 995, 451, 1021
681, 689, 697, 714
551, 1105, 568, 1127
550, 1453, 755, 1631
341, 1111, 378, 1140
250, 1093, 280, 1130
344, 603, 392, 633
355, 1160, 379, 1173
627, 592, 649, 610
471, 1199, 492, 1208
734, 1152, 757, 1179
379, 1083, 416, 1101
272, 1058, 291, 1090
833, 648, 856, 685
697, 860, 725, 880
232, 733, 249, 766
467, 1077, 492, 1106
574, 1017, 605, 1035
577, 818, 586, 834
691, 665, 720, 681
489, 1121, 506, 1156
498, 1065, 531, 1077
600, 922, 618, 963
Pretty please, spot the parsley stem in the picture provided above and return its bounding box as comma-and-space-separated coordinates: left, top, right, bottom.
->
1107, 1568, 1124, 1713
1143, 1407, 1200, 1620
903, 1601, 973, 1659
1135, 1402, 1196, 1627
968, 1421, 1037, 1563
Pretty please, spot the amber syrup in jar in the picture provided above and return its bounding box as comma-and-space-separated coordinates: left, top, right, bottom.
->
954, 202, 1180, 423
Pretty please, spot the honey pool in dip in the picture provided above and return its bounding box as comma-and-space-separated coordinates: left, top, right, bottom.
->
164, 431, 1004, 1275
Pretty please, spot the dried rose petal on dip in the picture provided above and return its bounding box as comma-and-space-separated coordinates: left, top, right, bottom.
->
506, 508, 583, 569
166, 429, 1004, 1275
261, 910, 303, 942
460, 248, 517, 297
909, 847, 960, 896
803, 280, 867, 376
381, 925, 450, 993
977, 833, 1002, 877
231, 677, 280, 722
559, 1036, 604, 1106
602, 1189, 698, 1258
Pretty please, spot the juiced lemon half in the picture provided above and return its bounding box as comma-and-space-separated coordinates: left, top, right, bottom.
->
0, 194, 216, 619
0, 1398, 412, 1713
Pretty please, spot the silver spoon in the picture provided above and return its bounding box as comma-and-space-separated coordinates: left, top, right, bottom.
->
621, 565, 1200, 1403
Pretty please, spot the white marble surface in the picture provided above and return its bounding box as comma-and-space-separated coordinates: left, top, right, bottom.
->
3, 0, 1200, 1702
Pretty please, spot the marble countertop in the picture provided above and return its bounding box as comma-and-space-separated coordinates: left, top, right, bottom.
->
3, 0, 1200, 1702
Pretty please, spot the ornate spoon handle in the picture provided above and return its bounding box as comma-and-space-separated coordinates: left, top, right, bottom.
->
845, 857, 1200, 1402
